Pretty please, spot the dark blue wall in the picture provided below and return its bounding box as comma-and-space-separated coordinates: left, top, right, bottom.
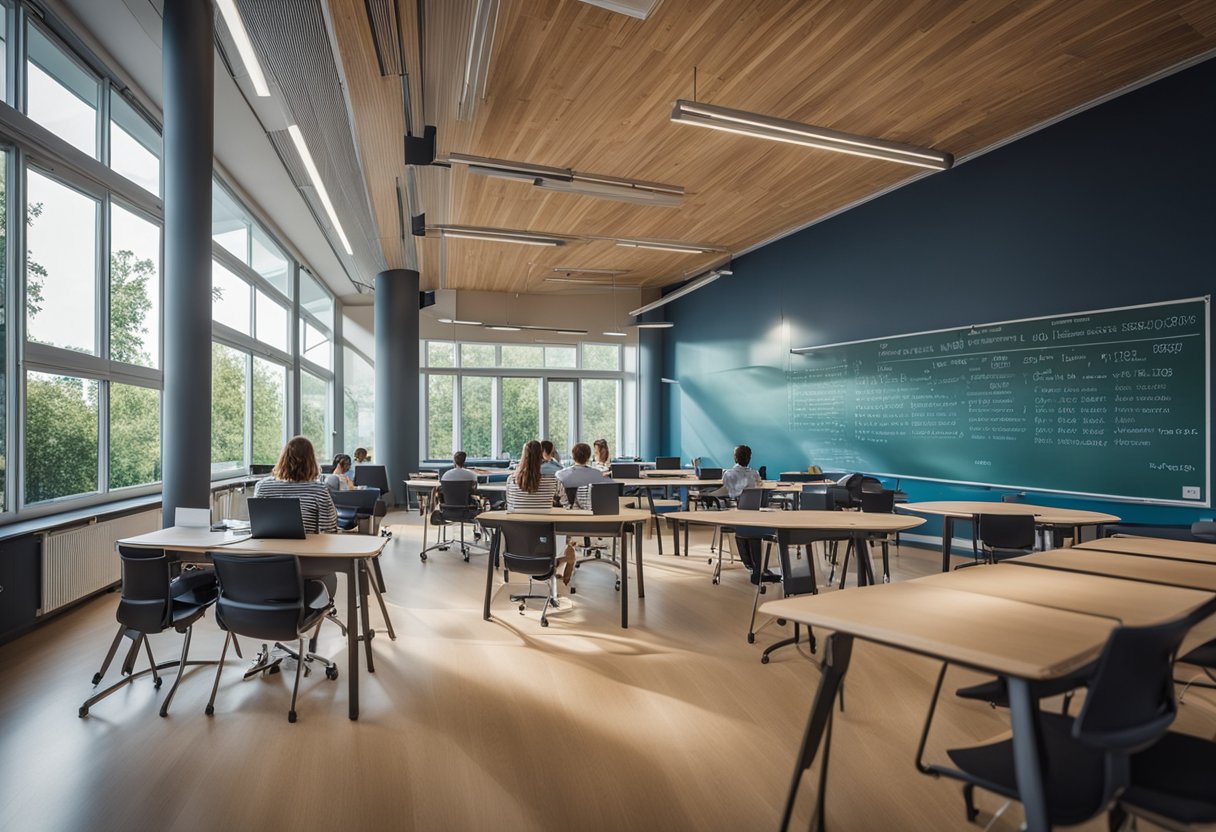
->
661, 57, 1216, 528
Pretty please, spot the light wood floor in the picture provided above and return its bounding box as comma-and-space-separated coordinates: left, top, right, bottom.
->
1, 515, 1212, 832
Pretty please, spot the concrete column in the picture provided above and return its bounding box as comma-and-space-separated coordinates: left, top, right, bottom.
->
161, 0, 214, 525
637, 312, 664, 460
374, 269, 420, 504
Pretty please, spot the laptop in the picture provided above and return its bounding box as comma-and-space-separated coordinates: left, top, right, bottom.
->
591, 482, 622, 515
247, 497, 307, 539
655, 456, 681, 470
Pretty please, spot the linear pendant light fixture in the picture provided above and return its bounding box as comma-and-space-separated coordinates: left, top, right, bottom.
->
449, 153, 684, 207
671, 100, 953, 171
215, 0, 271, 97
615, 239, 711, 255
629, 268, 731, 317
438, 226, 567, 247
287, 125, 353, 255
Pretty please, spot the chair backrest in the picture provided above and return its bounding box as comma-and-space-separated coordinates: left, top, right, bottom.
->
780, 472, 818, 482
610, 463, 641, 479
354, 464, 390, 494
835, 473, 864, 504
860, 489, 895, 514
826, 485, 852, 508
591, 482, 621, 514
736, 487, 769, 510
500, 521, 558, 578
859, 475, 884, 493
331, 488, 380, 514
757, 465, 767, 480
698, 467, 723, 481
211, 553, 307, 641
799, 487, 836, 511
116, 546, 172, 633
1191, 521, 1216, 542
655, 456, 680, 470
320, 464, 335, 475
978, 513, 1036, 551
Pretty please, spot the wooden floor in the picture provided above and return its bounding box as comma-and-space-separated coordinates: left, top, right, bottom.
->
1, 515, 1212, 832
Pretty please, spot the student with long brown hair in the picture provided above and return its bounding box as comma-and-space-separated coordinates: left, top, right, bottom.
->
506, 440, 575, 583
591, 438, 611, 472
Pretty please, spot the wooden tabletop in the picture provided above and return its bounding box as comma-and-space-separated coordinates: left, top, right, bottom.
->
1075, 536, 1216, 564
118, 526, 251, 550
222, 534, 390, 558
760, 583, 1114, 679
477, 508, 650, 525
914, 567, 1214, 626
900, 500, 1120, 525
1008, 549, 1216, 592
614, 477, 722, 487
665, 509, 925, 533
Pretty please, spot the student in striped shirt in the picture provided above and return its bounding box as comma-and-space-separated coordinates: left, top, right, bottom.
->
506, 440, 574, 584
255, 435, 339, 595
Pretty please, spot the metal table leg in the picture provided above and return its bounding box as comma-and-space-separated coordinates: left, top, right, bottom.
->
1007, 676, 1050, 832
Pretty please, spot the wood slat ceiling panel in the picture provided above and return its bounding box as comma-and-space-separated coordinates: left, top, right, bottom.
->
332, 0, 1216, 292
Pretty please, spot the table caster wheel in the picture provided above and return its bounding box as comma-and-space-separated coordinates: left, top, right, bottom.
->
326, 666, 339, 681
78, 707, 88, 718
268, 664, 280, 675
614, 579, 621, 591
747, 633, 756, 644
569, 587, 577, 594
154, 677, 163, 689
541, 619, 549, 627
91, 672, 102, 686
707, 558, 713, 565
288, 710, 297, 723
205, 705, 214, 716
712, 576, 720, 585
420, 553, 428, 561
777, 618, 787, 626
761, 655, 770, 664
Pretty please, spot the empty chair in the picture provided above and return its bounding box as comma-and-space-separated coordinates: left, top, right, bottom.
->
1116, 730, 1216, 829
566, 483, 624, 591
609, 462, 642, 480
689, 467, 725, 510
495, 521, 560, 626
353, 464, 390, 495
332, 488, 380, 532
421, 479, 486, 562
954, 513, 1036, 569
860, 489, 897, 582
654, 456, 680, 470
206, 554, 339, 723
833, 473, 864, 508
80, 547, 218, 718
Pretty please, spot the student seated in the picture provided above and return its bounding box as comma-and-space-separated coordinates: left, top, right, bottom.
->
255, 436, 339, 594
540, 440, 562, 476
556, 442, 609, 507
506, 441, 573, 583
353, 447, 371, 464
325, 454, 355, 491
442, 451, 479, 483
718, 444, 777, 585
591, 438, 611, 473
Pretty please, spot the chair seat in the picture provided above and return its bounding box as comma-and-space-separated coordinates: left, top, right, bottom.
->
1123, 731, 1216, 825
170, 600, 211, 630
1179, 638, 1216, 668
945, 712, 1108, 826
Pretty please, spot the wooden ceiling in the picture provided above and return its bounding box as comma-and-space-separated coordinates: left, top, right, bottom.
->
330, 0, 1216, 294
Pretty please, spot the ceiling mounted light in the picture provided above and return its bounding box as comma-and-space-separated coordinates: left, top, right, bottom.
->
458, 0, 501, 121
439, 226, 567, 247
629, 269, 731, 317
535, 178, 682, 207
287, 125, 353, 255
215, 0, 271, 97
451, 152, 684, 207
632, 321, 674, 329
602, 330, 628, 337
552, 267, 631, 276
615, 240, 711, 254
451, 153, 570, 181
486, 325, 522, 332
671, 100, 953, 171
437, 318, 483, 326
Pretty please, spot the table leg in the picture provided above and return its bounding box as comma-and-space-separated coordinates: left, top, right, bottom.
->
780, 633, 854, 832
620, 525, 630, 629
483, 529, 498, 621
683, 519, 689, 558
634, 521, 645, 599
940, 516, 953, 572
672, 517, 681, 558
345, 562, 360, 721
853, 533, 873, 587
1007, 677, 1049, 832
359, 560, 375, 674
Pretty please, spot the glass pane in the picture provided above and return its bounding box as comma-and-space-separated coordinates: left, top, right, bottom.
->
251, 225, 289, 296
343, 349, 375, 457
299, 270, 334, 330
0, 6, 7, 102
212, 179, 249, 262
546, 380, 575, 460
426, 374, 453, 459
582, 343, 620, 371
110, 203, 161, 368
500, 377, 540, 461
109, 383, 160, 488
0, 150, 6, 509
501, 344, 543, 368
26, 170, 99, 354
544, 346, 576, 369
255, 289, 288, 352
212, 260, 251, 334
301, 370, 331, 459
460, 376, 493, 458
211, 343, 247, 472
26, 26, 99, 159
109, 95, 160, 196
252, 357, 287, 466
460, 343, 496, 367
581, 379, 619, 453
25, 372, 99, 502
300, 320, 332, 369
427, 341, 455, 368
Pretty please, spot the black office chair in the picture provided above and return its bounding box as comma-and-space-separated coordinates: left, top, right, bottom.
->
689, 467, 724, 511
955, 514, 1036, 569
353, 464, 390, 496
565, 483, 623, 591
860, 489, 897, 582
833, 473, 864, 509
1115, 729, 1216, 829
496, 521, 560, 626
421, 479, 486, 562
206, 554, 339, 723
320, 464, 335, 475
331, 489, 397, 642
921, 601, 1216, 827
80, 547, 218, 718
655, 456, 680, 470
641, 485, 683, 555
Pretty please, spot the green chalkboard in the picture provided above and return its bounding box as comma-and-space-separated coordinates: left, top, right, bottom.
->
787, 297, 1209, 505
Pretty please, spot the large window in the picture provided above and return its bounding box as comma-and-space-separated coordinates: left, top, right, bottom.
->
460, 376, 493, 458
0, 149, 7, 509
343, 348, 375, 456
301, 369, 331, 459
252, 357, 287, 466
25, 373, 99, 503
109, 383, 160, 489
211, 343, 247, 473
109, 95, 161, 196
426, 374, 454, 459
25, 24, 100, 159
110, 203, 161, 368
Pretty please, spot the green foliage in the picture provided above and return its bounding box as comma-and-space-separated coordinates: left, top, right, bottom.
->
109, 384, 160, 489
25, 375, 99, 502
211, 343, 246, 469
108, 249, 155, 365
426, 374, 453, 458
500, 377, 539, 460
460, 376, 492, 457
301, 371, 329, 459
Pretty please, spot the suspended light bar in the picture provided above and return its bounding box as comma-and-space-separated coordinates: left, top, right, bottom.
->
671, 100, 953, 171
450, 153, 683, 207
552, 267, 631, 276
602, 330, 628, 337
216, 0, 271, 97
535, 178, 682, 207
615, 240, 711, 254
632, 321, 674, 329
628, 269, 731, 317
437, 318, 483, 326
486, 325, 522, 332
287, 125, 353, 255
439, 226, 566, 247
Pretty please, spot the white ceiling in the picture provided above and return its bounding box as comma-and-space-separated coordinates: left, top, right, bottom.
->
52, 0, 362, 302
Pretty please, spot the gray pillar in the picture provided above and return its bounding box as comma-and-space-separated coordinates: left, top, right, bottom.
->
161, 0, 214, 526
374, 269, 420, 504
637, 313, 664, 460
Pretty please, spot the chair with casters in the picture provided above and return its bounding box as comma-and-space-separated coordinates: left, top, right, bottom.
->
954, 513, 1036, 570
206, 553, 339, 723
353, 464, 391, 496
332, 489, 396, 642
642, 484, 683, 555
917, 598, 1216, 828
564, 483, 624, 592
494, 521, 560, 627
421, 479, 486, 562
80, 547, 219, 718
859, 489, 898, 582
688, 467, 724, 511
714, 486, 770, 586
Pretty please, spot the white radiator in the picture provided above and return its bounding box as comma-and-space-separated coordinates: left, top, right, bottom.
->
212, 484, 252, 522
40, 509, 162, 614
